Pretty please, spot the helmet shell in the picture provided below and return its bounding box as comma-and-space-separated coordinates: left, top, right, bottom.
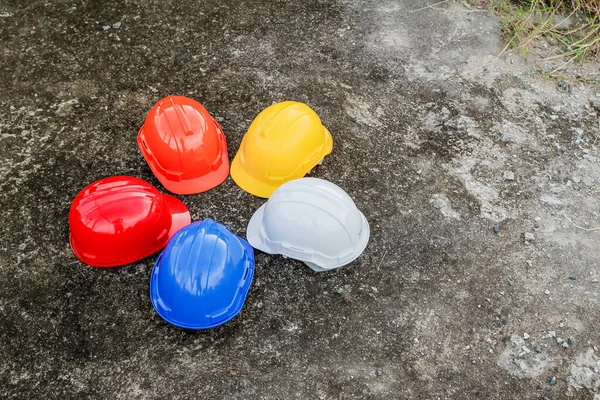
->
68, 176, 191, 267
138, 96, 229, 194
150, 219, 255, 329
230, 101, 333, 198
247, 178, 369, 271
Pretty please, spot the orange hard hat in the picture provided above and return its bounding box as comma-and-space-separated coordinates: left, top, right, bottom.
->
137, 96, 229, 194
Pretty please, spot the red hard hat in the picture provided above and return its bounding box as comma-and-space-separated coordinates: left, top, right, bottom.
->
68, 176, 191, 268
137, 96, 230, 195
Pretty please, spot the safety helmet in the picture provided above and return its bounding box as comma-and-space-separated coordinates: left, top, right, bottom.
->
137, 96, 229, 195
150, 218, 255, 329
68, 176, 191, 267
230, 101, 333, 198
247, 178, 369, 272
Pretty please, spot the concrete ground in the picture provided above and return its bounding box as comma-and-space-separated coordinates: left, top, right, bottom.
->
1, 0, 600, 399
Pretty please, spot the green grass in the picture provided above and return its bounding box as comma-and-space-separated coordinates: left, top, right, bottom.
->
491, 0, 600, 69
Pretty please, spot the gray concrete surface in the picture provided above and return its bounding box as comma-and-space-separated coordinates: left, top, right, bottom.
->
1, 0, 600, 399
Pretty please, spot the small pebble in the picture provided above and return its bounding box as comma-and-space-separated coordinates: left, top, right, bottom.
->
525, 232, 535, 242
508, 279, 515, 286
544, 289, 550, 295
523, 332, 530, 340
567, 338, 574, 345
102, 25, 111, 30
535, 345, 542, 353
370, 168, 380, 173
451, 203, 457, 209
112, 21, 121, 29
543, 397, 551, 400
562, 342, 569, 348
336, 287, 344, 295
558, 322, 565, 328
502, 317, 509, 325
376, 370, 383, 377
550, 376, 557, 385
560, 146, 566, 152
569, 276, 576, 281
225, 115, 231, 120
557, 338, 564, 344
362, 356, 366, 361
503, 171, 515, 181
544, 331, 556, 339
493, 225, 500, 233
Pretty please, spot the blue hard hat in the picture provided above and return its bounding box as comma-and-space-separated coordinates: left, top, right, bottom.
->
150, 218, 255, 329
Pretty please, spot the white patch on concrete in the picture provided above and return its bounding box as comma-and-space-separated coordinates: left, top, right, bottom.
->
496, 121, 531, 145
497, 333, 552, 378
430, 194, 460, 220
540, 194, 565, 206
568, 349, 600, 390
344, 97, 384, 128
379, 28, 410, 49
450, 159, 510, 222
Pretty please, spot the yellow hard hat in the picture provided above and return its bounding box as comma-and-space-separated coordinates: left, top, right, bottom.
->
231, 101, 333, 198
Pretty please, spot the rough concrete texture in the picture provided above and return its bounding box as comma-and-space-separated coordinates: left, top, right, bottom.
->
1, 0, 600, 399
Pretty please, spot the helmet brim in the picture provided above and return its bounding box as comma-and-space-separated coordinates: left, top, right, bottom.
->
246, 203, 273, 254
69, 194, 191, 268
163, 194, 192, 239
303, 210, 370, 272
247, 203, 370, 272
149, 234, 255, 330
231, 126, 333, 199
230, 155, 279, 199
139, 125, 230, 195
156, 149, 230, 195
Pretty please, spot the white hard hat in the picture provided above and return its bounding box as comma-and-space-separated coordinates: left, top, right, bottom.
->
247, 178, 370, 271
